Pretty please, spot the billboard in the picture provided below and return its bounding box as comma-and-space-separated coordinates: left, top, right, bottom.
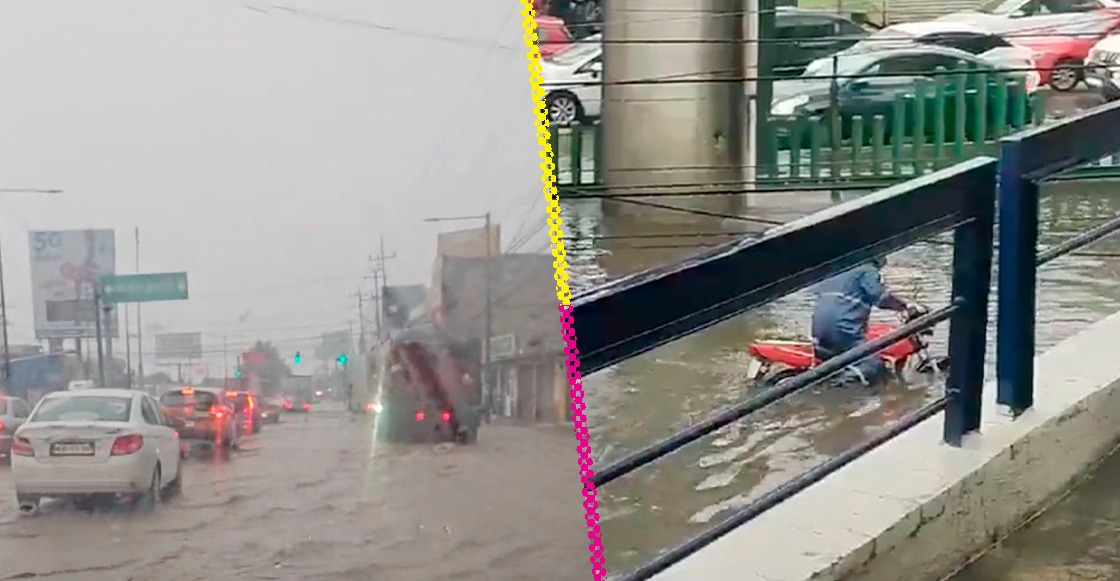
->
29, 230, 118, 340
154, 332, 202, 362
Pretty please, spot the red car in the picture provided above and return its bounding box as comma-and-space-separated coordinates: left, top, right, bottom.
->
537, 15, 574, 58
1017, 10, 1120, 91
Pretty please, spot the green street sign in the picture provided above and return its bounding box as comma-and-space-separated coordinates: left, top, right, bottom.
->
100, 272, 189, 304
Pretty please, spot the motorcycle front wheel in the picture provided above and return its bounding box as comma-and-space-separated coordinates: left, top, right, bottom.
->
755, 368, 802, 389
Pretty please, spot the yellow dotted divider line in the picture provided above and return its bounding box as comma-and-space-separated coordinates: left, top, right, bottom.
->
518, 2, 605, 579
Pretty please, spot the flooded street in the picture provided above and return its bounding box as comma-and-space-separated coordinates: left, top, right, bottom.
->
0, 402, 587, 581
566, 180, 1120, 573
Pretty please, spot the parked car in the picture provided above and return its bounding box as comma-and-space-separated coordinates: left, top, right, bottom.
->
11, 389, 182, 513
772, 46, 1035, 147
0, 396, 32, 463
158, 387, 242, 451
839, 21, 1040, 92
937, 0, 1116, 34
772, 7, 869, 77
1016, 10, 1120, 90
542, 8, 870, 126
1085, 32, 1120, 98
543, 34, 602, 126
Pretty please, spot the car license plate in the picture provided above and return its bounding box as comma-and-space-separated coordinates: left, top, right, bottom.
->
193, 410, 211, 419
50, 442, 95, 456
183, 420, 195, 428
746, 358, 763, 380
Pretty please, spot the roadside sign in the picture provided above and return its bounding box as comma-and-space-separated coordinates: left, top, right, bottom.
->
28, 229, 118, 340
488, 334, 516, 360
100, 272, 188, 304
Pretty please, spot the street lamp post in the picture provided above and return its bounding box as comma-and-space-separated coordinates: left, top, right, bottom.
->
424, 212, 494, 422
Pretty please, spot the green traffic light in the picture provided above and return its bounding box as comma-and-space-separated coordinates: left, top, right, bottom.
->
234, 369, 242, 378
294, 352, 302, 364
337, 354, 348, 364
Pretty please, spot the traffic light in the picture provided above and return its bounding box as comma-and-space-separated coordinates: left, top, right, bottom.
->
294, 351, 302, 364
337, 353, 348, 365
234, 368, 242, 378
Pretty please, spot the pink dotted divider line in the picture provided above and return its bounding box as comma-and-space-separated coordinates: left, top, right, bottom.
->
558, 304, 606, 580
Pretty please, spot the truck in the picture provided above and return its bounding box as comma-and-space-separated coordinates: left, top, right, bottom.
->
369, 324, 481, 444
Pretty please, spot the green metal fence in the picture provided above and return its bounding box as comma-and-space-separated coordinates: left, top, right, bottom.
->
554, 73, 1120, 195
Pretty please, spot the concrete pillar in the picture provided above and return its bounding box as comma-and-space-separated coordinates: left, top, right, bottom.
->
601, 0, 750, 220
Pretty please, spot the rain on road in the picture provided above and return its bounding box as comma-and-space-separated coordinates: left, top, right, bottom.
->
0, 403, 588, 581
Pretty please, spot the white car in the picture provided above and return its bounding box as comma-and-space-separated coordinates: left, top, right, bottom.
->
11, 388, 182, 513
843, 21, 1041, 92
543, 34, 602, 126
936, 0, 1116, 34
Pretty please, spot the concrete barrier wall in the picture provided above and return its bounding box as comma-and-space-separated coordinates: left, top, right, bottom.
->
652, 309, 1120, 581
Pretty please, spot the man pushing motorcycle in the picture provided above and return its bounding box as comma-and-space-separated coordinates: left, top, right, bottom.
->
811, 256, 922, 387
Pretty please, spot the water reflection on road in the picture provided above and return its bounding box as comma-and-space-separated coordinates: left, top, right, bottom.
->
564, 180, 1120, 573
0, 404, 587, 581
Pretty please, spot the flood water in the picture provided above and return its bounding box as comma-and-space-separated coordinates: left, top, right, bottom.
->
563, 179, 1120, 575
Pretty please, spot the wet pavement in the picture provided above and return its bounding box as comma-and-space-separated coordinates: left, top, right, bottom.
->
0, 402, 587, 581
952, 444, 1120, 581
565, 179, 1120, 574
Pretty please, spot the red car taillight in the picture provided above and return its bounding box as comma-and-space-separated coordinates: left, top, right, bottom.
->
110, 434, 144, 456
211, 407, 226, 420
11, 437, 33, 457
440, 411, 451, 423
302, 402, 311, 411
415, 411, 425, 422
282, 401, 292, 410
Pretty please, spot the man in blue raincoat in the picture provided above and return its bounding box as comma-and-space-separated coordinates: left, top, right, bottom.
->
811, 256, 910, 386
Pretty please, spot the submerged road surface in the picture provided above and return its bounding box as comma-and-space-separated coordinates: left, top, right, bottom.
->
0, 402, 587, 581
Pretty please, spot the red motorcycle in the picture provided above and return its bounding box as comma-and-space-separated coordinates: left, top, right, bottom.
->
744, 305, 949, 387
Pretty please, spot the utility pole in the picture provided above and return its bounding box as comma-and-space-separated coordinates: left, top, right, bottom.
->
366, 238, 396, 341
483, 211, 493, 422
222, 335, 229, 389
94, 289, 106, 387
370, 268, 382, 341
124, 301, 133, 389
356, 290, 368, 353
134, 227, 145, 391
0, 231, 11, 385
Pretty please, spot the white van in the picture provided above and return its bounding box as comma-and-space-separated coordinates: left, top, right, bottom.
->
1085, 34, 1120, 101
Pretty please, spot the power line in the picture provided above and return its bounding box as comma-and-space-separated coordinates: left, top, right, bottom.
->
606, 197, 784, 225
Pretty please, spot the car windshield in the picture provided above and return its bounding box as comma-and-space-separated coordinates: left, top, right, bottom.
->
160, 390, 218, 411
802, 53, 878, 81
546, 36, 601, 66
978, 0, 1025, 14
30, 396, 132, 423
0, 398, 8, 415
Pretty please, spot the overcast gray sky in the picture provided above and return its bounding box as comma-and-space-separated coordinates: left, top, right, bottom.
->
0, 0, 547, 371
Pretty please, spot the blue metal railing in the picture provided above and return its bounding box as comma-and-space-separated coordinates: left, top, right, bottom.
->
572, 158, 997, 580
570, 99, 1120, 581
997, 99, 1120, 414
